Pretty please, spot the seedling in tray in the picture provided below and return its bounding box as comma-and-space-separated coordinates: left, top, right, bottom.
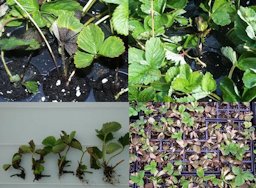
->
0, 37, 40, 94
87, 122, 129, 184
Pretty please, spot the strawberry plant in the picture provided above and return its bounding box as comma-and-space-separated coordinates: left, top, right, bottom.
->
129, 0, 256, 102
0, 0, 127, 101
87, 122, 129, 184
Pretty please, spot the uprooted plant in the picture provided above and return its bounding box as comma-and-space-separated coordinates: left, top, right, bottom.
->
87, 121, 129, 184
3, 122, 128, 184
3, 152, 25, 179
42, 131, 84, 178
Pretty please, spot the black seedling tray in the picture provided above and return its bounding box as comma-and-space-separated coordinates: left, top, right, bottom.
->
130, 103, 256, 188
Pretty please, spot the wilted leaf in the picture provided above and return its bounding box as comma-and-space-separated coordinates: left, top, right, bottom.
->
19, 145, 31, 153
87, 147, 103, 169
70, 139, 82, 151
118, 133, 129, 147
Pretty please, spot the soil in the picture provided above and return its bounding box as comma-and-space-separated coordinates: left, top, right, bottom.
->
43, 68, 90, 102
0, 58, 42, 101
92, 71, 128, 102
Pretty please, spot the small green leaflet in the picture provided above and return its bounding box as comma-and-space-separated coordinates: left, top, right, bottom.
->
23, 81, 38, 94
129, 37, 165, 85
0, 37, 40, 51
74, 24, 125, 68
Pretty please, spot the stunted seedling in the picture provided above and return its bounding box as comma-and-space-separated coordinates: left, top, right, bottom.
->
220, 141, 249, 161
20, 140, 50, 181
87, 122, 129, 184
3, 153, 25, 179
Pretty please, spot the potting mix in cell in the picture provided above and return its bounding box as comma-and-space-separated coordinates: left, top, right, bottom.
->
128, 0, 256, 102
129, 102, 256, 188
0, 0, 128, 102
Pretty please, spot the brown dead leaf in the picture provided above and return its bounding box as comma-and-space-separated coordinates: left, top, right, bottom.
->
240, 184, 249, 188
176, 140, 188, 148
216, 131, 223, 143
148, 117, 155, 124
145, 183, 154, 188
189, 154, 199, 161
155, 155, 163, 163
205, 106, 212, 113
0, 3, 8, 18
157, 132, 165, 139
193, 145, 201, 153
149, 153, 156, 159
